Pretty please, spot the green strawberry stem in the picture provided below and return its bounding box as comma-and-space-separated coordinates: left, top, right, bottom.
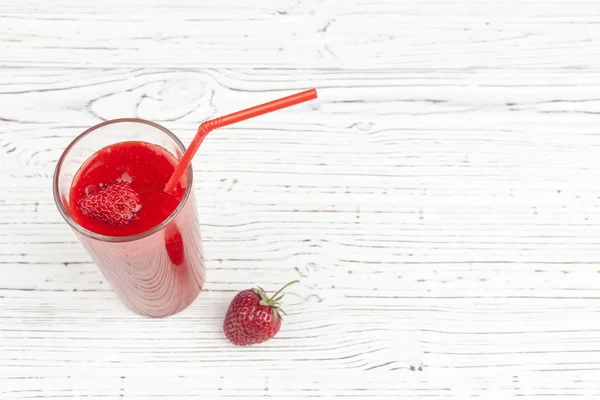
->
268, 280, 299, 303
253, 280, 299, 319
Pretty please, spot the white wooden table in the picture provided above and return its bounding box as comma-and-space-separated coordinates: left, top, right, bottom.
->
2, 1, 600, 398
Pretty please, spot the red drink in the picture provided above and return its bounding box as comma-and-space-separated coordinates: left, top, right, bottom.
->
54, 119, 205, 317
69, 141, 185, 237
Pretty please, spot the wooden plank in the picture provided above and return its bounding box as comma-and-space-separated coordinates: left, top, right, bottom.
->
1, 1, 600, 69
3, 371, 598, 399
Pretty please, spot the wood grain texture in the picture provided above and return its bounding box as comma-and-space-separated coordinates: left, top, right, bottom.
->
2, 0, 600, 70
1, 0, 600, 398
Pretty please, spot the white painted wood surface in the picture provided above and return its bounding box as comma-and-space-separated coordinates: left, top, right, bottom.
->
1, 0, 600, 398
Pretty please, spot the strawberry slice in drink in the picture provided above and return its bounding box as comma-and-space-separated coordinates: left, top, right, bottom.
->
79, 182, 142, 226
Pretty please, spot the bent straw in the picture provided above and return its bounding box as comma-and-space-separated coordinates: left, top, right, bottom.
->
164, 88, 318, 192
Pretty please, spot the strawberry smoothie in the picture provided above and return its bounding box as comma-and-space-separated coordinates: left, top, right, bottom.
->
54, 119, 205, 317
69, 141, 185, 237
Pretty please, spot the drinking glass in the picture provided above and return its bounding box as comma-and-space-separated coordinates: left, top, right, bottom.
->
53, 118, 205, 317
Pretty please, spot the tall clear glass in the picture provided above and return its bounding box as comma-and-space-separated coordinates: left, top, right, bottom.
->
53, 118, 205, 317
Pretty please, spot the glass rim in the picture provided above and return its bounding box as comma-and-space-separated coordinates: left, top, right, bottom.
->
52, 118, 194, 243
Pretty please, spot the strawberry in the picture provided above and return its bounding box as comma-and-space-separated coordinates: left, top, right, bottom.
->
164, 224, 184, 265
79, 182, 141, 226
223, 280, 299, 346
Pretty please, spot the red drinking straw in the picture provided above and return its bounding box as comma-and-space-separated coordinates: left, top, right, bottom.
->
164, 88, 318, 193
